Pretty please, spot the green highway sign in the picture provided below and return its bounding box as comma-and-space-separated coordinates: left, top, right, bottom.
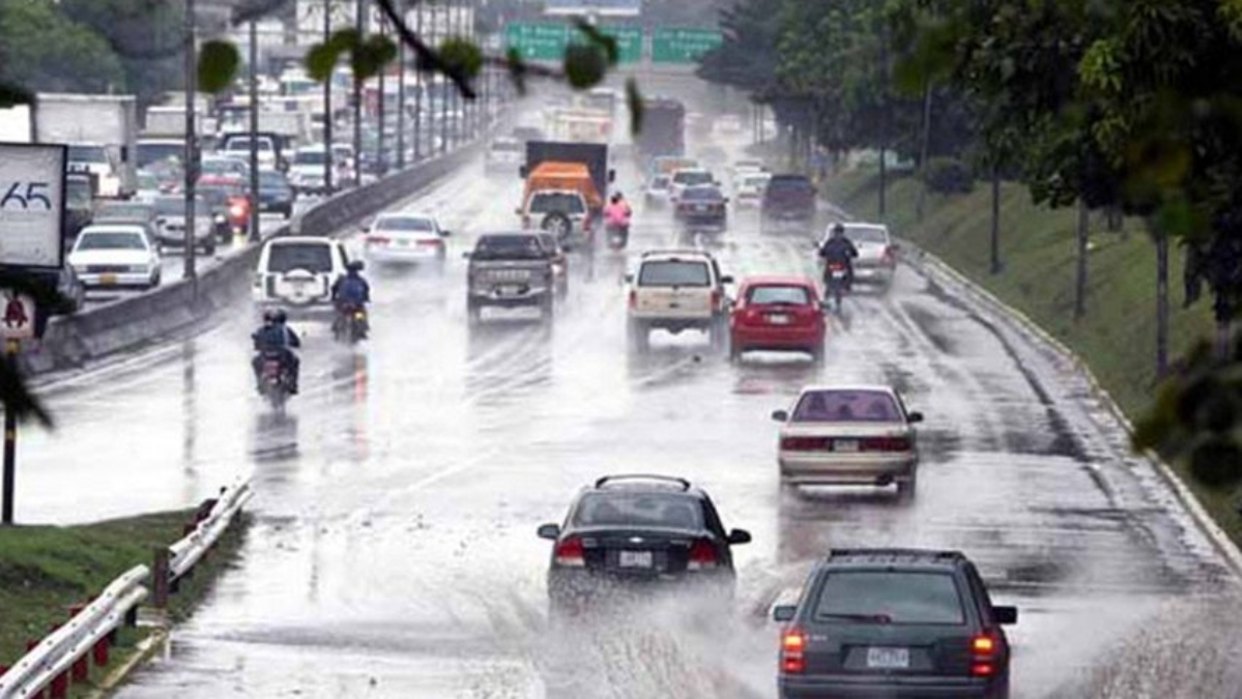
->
571, 25, 643, 65
505, 23, 569, 62
651, 27, 724, 64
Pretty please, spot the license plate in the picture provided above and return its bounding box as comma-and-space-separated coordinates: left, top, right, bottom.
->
498, 285, 522, 296
834, 439, 859, 452
618, 550, 653, 568
100, 273, 117, 286
831, 269, 848, 279
767, 313, 791, 325
866, 647, 910, 669
695, 205, 708, 211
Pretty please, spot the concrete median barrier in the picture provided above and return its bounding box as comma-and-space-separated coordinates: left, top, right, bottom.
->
21, 144, 482, 376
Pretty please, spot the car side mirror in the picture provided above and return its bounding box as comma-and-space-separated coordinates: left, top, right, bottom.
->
537, 523, 561, 540
772, 605, 797, 623
771, 409, 789, 423
727, 529, 752, 545
993, 605, 1018, 625
624, 273, 634, 283
461, 251, 472, 259
440, 230, 452, 237
514, 207, 524, 216
608, 169, 616, 183
358, 222, 369, 233
890, 243, 902, 252
721, 275, 735, 285
907, 411, 924, 424
518, 165, 527, 178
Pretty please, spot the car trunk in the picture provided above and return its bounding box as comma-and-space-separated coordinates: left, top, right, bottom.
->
739, 301, 819, 329
780, 422, 911, 450
852, 240, 892, 268
636, 284, 713, 318
574, 527, 706, 578
803, 622, 978, 677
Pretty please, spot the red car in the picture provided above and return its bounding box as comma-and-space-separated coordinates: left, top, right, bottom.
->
729, 276, 825, 362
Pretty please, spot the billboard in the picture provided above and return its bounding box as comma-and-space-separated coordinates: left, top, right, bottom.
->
0, 143, 66, 269
544, 0, 642, 17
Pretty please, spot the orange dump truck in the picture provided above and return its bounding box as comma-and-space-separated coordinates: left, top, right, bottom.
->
522, 161, 603, 212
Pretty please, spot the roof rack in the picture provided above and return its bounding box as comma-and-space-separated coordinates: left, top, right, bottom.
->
594, 474, 692, 491
640, 248, 709, 258
828, 548, 964, 562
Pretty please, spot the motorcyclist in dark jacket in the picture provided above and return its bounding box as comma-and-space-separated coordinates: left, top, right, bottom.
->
818, 222, 860, 290
252, 309, 301, 394
331, 260, 371, 338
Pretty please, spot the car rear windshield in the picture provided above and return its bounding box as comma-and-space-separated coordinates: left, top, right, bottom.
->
154, 197, 203, 216
674, 171, 713, 186
259, 171, 289, 187
845, 226, 888, 244
491, 140, 522, 153
377, 217, 434, 232
473, 235, 545, 260
639, 260, 710, 287
682, 187, 722, 202
768, 176, 813, 192
530, 193, 586, 215
792, 390, 902, 422
267, 243, 334, 273
814, 571, 966, 625
295, 150, 327, 165
748, 285, 810, 305
202, 159, 244, 175
136, 143, 182, 167
76, 232, 145, 251
96, 205, 149, 220
225, 138, 273, 152
68, 145, 108, 163
651, 176, 669, 189
573, 492, 704, 530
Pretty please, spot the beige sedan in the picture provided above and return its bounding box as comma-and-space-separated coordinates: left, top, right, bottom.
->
772, 385, 922, 499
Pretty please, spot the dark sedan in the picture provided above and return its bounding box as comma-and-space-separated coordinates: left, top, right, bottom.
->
675, 184, 729, 232
257, 169, 294, 219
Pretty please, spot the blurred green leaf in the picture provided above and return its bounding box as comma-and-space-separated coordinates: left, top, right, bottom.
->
329, 28, 361, 54
506, 48, 528, 95
563, 43, 606, 90
439, 37, 484, 79
573, 19, 619, 65
1189, 436, 1242, 488
626, 77, 643, 136
352, 34, 397, 80
305, 42, 340, 82
197, 40, 240, 94
0, 83, 33, 109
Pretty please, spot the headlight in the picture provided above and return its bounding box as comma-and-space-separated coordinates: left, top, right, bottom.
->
214, 214, 227, 223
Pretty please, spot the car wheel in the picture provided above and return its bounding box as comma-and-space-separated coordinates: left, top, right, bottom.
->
810, 344, 824, 364
467, 299, 482, 325
627, 319, 648, 353
897, 472, 917, 502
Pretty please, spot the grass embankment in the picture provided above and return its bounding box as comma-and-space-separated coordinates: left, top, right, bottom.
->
0, 509, 249, 690
824, 169, 1241, 550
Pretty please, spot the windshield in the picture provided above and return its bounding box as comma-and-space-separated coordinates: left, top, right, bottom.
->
75, 231, 146, 251
674, 171, 713, 186
793, 391, 903, 423
135, 143, 182, 168
768, 176, 813, 192
225, 138, 273, 152
572, 493, 704, 530
490, 140, 521, 153
68, 145, 108, 163
202, 159, 245, 175
748, 285, 810, 305
294, 150, 327, 165
743, 175, 770, 188
814, 572, 965, 625
259, 171, 289, 188
844, 226, 888, 244
530, 193, 585, 215
639, 261, 710, 287
473, 235, 545, 260
376, 217, 435, 233
266, 243, 334, 273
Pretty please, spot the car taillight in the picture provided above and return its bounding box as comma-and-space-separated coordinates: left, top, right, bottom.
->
687, 539, 718, 570
366, 235, 390, 245
882, 245, 897, 266
710, 289, 721, 311
860, 436, 912, 452
780, 628, 806, 674
970, 633, 997, 677
554, 537, 585, 567
628, 289, 637, 309
781, 436, 829, 451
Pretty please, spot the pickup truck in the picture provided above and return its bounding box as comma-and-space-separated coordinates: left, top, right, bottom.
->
466, 233, 556, 324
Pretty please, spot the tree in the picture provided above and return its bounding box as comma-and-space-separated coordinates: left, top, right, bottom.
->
0, 0, 126, 94
60, 0, 185, 110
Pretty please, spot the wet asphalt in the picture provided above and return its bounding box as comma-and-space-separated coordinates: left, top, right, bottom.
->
13, 128, 1242, 698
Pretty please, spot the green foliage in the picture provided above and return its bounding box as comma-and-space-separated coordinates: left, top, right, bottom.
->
0, 0, 126, 94
438, 37, 483, 80
197, 40, 239, 94
922, 157, 974, 195
60, 0, 184, 108
563, 43, 607, 90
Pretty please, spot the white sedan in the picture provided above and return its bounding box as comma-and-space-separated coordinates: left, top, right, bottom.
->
772, 385, 922, 498
69, 224, 162, 290
362, 212, 451, 265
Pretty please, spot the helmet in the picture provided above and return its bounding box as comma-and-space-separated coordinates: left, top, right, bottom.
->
273, 309, 288, 324
612, 191, 624, 202
262, 309, 279, 323
831, 222, 846, 237
347, 260, 365, 273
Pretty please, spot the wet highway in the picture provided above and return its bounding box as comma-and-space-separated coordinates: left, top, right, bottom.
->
17, 130, 1242, 697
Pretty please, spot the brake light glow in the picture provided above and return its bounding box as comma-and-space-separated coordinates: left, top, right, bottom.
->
554, 537, 585, 567
972, 636, 996, 655
366, 235, 390, 245
970, 633, 997, 677
710, 289, 721, 311
781, 436, 829, 451
780, 628, 806, 674
687, 539, 718, 570
628, 289, 637, 309
882, 245, 897, 266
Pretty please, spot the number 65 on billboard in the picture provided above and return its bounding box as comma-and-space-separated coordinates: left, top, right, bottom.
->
0, 142, 67, 270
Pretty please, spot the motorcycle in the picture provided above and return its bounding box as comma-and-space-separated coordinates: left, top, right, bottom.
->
258, 352, 292, 409
605, 222, 629, 251
824, 261, 850, 314
334, 303, 369, 344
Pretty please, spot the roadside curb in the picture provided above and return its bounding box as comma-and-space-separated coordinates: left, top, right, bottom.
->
85, 626, 168, 699
899, 238, 1242, 581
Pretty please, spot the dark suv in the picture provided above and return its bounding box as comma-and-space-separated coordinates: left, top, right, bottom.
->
537, 475, 752, 612
761, 174, 817, 230
465, 232, 555, 323
773, 549, 1017, 699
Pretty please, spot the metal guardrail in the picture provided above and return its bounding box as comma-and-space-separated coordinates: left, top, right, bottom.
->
167, 478, 253, 583
0, 565, 149, 699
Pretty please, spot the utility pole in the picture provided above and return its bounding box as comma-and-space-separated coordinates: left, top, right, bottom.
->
353, 0, 365, 186
323, 0, 334, 191
414, 2, 423, 161
248, 17, 261, 242
184, 0, 198, 285
396, 2, 406, 170
377, 11, 387, 176
2, 339, 16, 524
439, 1, 449, 155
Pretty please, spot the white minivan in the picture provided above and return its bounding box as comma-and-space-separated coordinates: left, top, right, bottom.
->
253, 236, 351, 315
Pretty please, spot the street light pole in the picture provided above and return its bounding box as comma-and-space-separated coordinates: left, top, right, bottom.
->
396, 2, 406, 170
439, 1, 448, 155
183, 0, 198, 285
377, 11, 387, 176
414, 3, 423, 161
248, 17, 261, 242
323, 0, 334, 191
353, 0, 365, 187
